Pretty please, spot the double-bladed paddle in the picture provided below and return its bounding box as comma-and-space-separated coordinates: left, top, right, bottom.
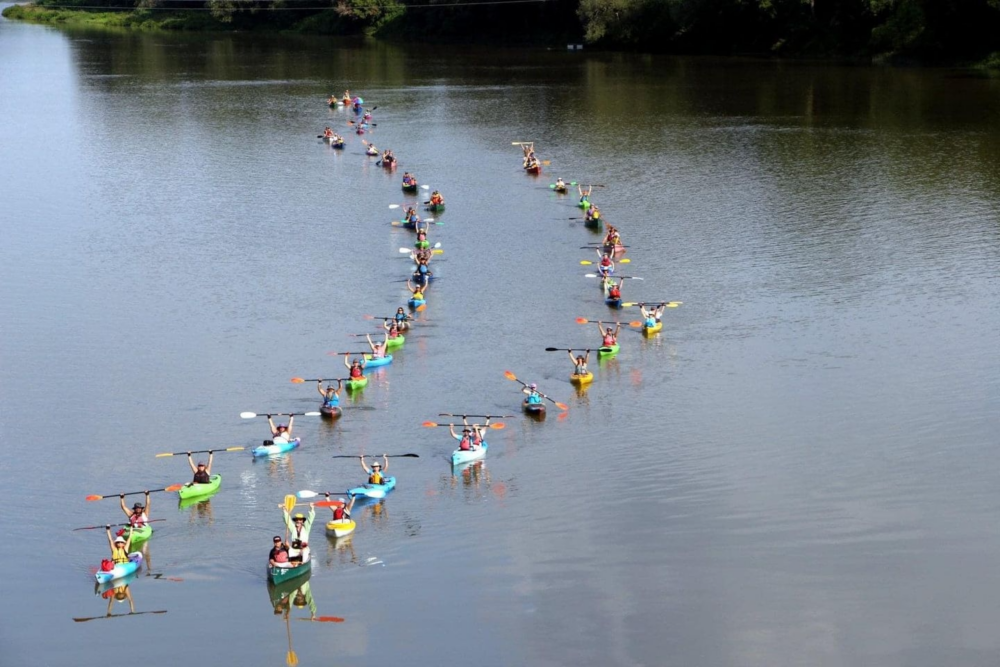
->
240, 412, 321, 418
437, 413, 514, 419
85, 486, 182, 502
503, 371, 569, 411
330, 453, 419, 458
581, 258, 630, 265
74, 610, 168, 622
422, 421, 506, 429
155, 446, 244, 458
73, 519, 167, 531
290, 377, 348, 383
622, 301, 682, 308
545, 347, 592, 352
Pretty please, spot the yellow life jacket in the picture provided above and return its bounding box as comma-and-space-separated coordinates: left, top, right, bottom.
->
369, 472, 383, 484
111, 546, 129, 564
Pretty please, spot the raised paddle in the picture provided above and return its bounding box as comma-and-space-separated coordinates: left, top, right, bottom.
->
323, 352, 370, 357
550, 182, 578, 188
363, 315, 414, 321
240, 412, 321, 419
511, 141, 533, 145
581, 259, 630, 265
398, 247, 443, 255
86, 485, 182, 501
622, 301, 682, 308
545, 347, 592, 352
296, 490, 355, 499
155, 446, 243, 458
575, 318, 622, 325
583, 244, 630, 248
290, 377, 349, 384
73, 519, 167, 531
422, 421, 507, 429
437, 413, 514, 419
296, 616, 345, 623
74, 611, 168, 622
503, 371, 569, 411
330, 453, 419, 458
584, 274, 642, 280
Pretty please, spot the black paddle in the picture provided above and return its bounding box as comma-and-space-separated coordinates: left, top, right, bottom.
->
331, 454, 419, 458
74, 611, 168, 622
86, 486, 182, 501
73, 519, 167, 531
545, 347, 593, 352
437, 413, 514, 419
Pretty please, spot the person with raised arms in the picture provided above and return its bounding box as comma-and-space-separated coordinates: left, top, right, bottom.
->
344, 355, 367, 379
366, 332, 388, 360
318, 379, 342, 410
268, 415, 295, 444
607, 278, 623, 302
106, 525, 132, 565
407, 278, 429, 302
324, 492, 356, 521
569, 350, 590, 375
120, 491, 150, 529
383, 319, 403, 341
449, 424, 476, 452
578, 184, 593, 207
361, 455, 389, 484
597, 250, 614, 277
597, 320, 620, 347
187, 452, 213, 484
283, 503, 315, 554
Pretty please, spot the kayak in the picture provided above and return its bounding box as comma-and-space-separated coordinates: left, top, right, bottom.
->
253, 437, 301, 458
603, 243, 626, 255
644, 321, 663, 336
382, 160, 397, 170
570, 371, 594, 386
525, 164, 541, 174
121, 523, 153, 545
331, 141, 345, 149
386, 335, 405, 349
402, 183, 419, 193
424, 203, 445, 212
398, 218, 418, 229
321, 404, 343, 418
348, 476, 396, 499
268, 557, 311, 585
408, 297, 426, 309
585, 216, 602, 228
366, 149, 378, 156
415, 240, 430, 249
522, 399, 546, 417
579, 199, 591, 209
554, 185, 568, 193
363, 354, 393, 368
325, 519, 356, 538
346, 376, 368, 391
178, 474, 222, 500
452, 441, 487, 466
95, 552, 143, 584
598, 343, 620, 358
605, 296, 623, 309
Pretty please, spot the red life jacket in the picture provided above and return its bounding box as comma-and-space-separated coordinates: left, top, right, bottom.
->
609, 287, 621, 299
333, 507, 345, 520
350, 366, 363, 378
603, 334, 615, 346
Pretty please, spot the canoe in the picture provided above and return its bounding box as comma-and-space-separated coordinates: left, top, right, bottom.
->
268, 557, 312, 585
325, 519, 356, 538
385, 335, 405, 349
408, 297, 426, 309
267, 567, 312, 609
121, 523, 153, 545
346, 376, 368, 391
522, 399, 546, 417
178, 474, 222, 500
570, 371, 594, 386
603, 243, 626, 255
363, 354, 393, 368
95, 552, 143, 584
383, 160, 397, 170
598, 343, 620, 357
643, 321, 663, 336
424, 203, 445, 212
452, 441, 487, 466
253, 437, 301, 458
321, 404, 342, 418
585, 216, 602, 228
402, 183, 418, 193
525, 164, 541, 174
605, 296, 623, 309
347, 476, 396, 499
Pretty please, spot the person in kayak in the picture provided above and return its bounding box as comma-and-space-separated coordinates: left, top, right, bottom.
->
187, 452, 213, 484
569, 350, 591, 375
414, 230, 431, 250
402, 172, 417, 187
406, 208, 421, 227
383, 319, 403, 340
120, 492, 150, 528
523, 383, 544, 405
268, 415, 295, 444
607, 278, 622, 302
361, 455, 389, 484
366, 332, 388, 359
363, 109, 372, 121
578, 184, 593, 206
603, 226, 621, 248
554, 177, 567, 192
323, 127, 334, 139
640, 303, 667, 326
326, 95, 337, 106
318, 379, 342, 409
597, 251, 614, 277
366, 142, 378, 156
106, 526, 132, 565
407, 278, 429, 301
450, 424, 476, 451
382, 149, 396, 166
393, 307, 412, 327
324, 492, 356, 521
414, 254, 432, 279
428, 190, 444, 206
284, 503, 315, 552
471, 418, 490, 446
344, 355, 367, 378
269, 536, 291, 568
597, 321, 620, 346
524, 155, 540, 171
586, 205, 602, 223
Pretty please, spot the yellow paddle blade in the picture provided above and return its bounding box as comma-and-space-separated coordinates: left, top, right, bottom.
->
421, 421, 439, 428
619, 258, 631, 264
154, 452, 173, 458
667, 302, 683, 307
287, 651, 298, 667
290, 377, 305, 383
503, 371, 517, 381
224, 446, 245, 452
432, 249, 444, 255
541, 160, 551, 166
580, 260, 592, 265
284, 495, 297, 513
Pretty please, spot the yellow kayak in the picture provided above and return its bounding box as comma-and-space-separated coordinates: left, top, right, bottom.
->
643, 322, 663, 336
326, 519, 356, 538
570, 371, 594, 386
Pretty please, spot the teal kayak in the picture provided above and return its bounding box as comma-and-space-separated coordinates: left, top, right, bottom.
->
178, 474, 222, 500
253, 438, 301, 457
451, 441, 487, 466
268, 558, 312, 585
95, 552, 143, 584
347, 476, 396, 499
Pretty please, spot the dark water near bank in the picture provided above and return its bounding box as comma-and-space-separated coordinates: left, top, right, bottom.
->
2, 11, 1000, 666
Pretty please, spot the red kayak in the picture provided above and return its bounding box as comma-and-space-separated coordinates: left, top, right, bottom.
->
525, 164, 541, 175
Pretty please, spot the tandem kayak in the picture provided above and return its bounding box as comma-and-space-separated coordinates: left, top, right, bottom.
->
321, 404, 343, 418
598, 344, 620, 358
95, 553, 143, 584
643, 321, 663, 336
386, 335, 405, 349
178, 474, 221, 500
408, 297, 426, 309
402, 183, 418, 193
452, 441, 487, 466
347, 476, 396, 499
346, 376, 368, 391
605, 296, 623, 309
525, 164, 541, 174
363, 354, 393, 368
268, 557, 311, 585
253, 438, 301, 458
522, 399, 546, 418
325, 519, 356, 538
121, 523, 153, 545
570, 371, 594, 386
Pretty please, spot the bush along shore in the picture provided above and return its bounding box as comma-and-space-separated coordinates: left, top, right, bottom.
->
6, 0, 1000, 65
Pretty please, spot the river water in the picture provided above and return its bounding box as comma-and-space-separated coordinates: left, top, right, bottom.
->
2, 10, 1000, 667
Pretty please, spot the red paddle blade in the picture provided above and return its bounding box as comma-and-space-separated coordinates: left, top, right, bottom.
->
555, 402, 569, 411
164, 484, 183, 492
290, 377, 306, 383
503, 371, 517, 381
315, 500, 345, 508
421, 421, 438, 428
575, 317, 588, 324
490, 423, 506, 430
85, 495, 103, 501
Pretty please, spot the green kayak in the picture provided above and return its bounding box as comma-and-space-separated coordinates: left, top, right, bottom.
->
268, 559, 312, 585
598, 343, 620, 357
346, 375, 368, 391
386, 335, 405, 349
122, 524, 153, 544
178, 474, 222, 500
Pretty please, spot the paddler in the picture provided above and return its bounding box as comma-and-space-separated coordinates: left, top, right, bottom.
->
366, 332, 388, 359
411, 271, 430, 288
120, 492, 150, 529
383, 319, 403, 340
324, 492, 356, 522
586, 204, 602, 223
365, 142, 378, 156
569, 350, 591, 375
607, 278, 623, 302
283, 502, 315, 553
361, 455, 389, 484
402, 172, 417, 188
393, 307, 412, 328
554, 177, 567, 192
407, 278, 429, 300
597, 321, 620, 346
578, 184, 593, 207
414, 254, 432, 279
597, 251, 614, 277
106, 525, 132, 565
449, 424, 476, 451
428, 190, 444, 206
318, 379, 342, 410
382, 149, 396, 166
363, 109, 372, 121
269, 535, 291, 569
187, 452, 213, 484
406, 207, 421, 227
414, 230, 430, 249
523, 383, 544, 406
640, 302, 667, 326
323, 126, 334, 139
326, 95, 337, 106
603, 226, 621, 248
344, 355, 367, 378
268, 415, 295, 444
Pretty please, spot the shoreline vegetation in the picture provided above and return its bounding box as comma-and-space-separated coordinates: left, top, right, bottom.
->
5, 0, 1000, 67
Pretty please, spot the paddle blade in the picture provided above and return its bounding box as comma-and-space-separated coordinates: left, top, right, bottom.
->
240, 412, 257, 419
164, 484, 183, 493
296, 490, 320, 499
629, 321, 642, 328
556, 402, 569, 411
290, 378, 306, 384
311, 616, 345, 623
667, 302, 683, 307
619, 258, 630, 264
421, 421, 439, 428
489, 422, 506, 430
315, 500, 344, 508
85, 495, 103, 502
575, 318, 588, 324
304, 412, 321, 417
154, 452, 173, 458
225, 446, 245, 453
287, 651, 298, 667
503, 371, 517, 381
580, 260, 592, 265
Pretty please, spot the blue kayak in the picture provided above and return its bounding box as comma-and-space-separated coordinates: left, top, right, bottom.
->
253, 437, 301, 458
408, 297, 426, 308
348, 476, 396, 499
95, 552, 143, 584
452, 441, 487, 466
363, 354, 393, 368
605, 297, 622, 309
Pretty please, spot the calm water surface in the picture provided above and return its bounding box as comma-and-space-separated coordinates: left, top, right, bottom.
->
2, 11, 1000, 667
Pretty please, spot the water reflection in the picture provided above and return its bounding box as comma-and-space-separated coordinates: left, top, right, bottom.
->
77, 572, 168, 623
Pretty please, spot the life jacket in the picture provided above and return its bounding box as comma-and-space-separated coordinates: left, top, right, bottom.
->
603, 334, 615, 346
111, 546, 129, 564
459, 436, 472, 451
129, 512, 147, 528
646, 317, 657, 328
395, 313, 407, 322
413, 291, 424, 300
527, 393, 542, 404
600, 257, 612, 267
609, 286, 621, 299
274, 548, 289, 563
369, 471, 383, 484
575, 363, 588, 375
193, 470, 211, 484
333, 506, 346, 520
324, 393, 339, 407
387, 329, 399, 339
431, 195, 443, 204
350, 365, 363, 378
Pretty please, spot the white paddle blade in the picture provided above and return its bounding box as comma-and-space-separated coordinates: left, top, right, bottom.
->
399, 248, 411, 253
304, 412, 321, 417
421, 184, 430, 189
389, 204, 400, 209
297, 490, 320, 499
434, 242, 442, 248
240, 412, 258, 419
424, 218, 434, 223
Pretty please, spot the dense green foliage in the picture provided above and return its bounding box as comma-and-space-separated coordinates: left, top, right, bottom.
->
6, 0, 1000, 61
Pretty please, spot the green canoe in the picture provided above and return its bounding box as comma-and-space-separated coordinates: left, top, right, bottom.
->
268, 559, 312, 585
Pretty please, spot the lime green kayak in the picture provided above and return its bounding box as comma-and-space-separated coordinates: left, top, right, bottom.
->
346, 375, 368, 391
122, 524, 153, 544
178, 474, 221, 500
386, 335, 405, 349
